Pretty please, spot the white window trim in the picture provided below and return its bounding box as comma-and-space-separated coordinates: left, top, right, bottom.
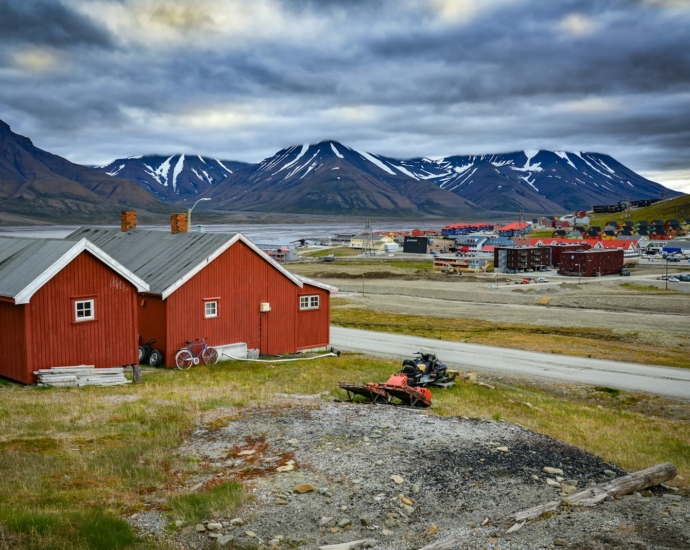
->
75, 299, 95, 322
300, 295, 320, 310
205, 301, 218, 318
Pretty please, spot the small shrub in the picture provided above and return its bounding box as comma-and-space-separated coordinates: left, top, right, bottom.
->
169, 482, 243, 522
492, 413, 502, 421
72, 511, 136, 550
594, 386, 621, 398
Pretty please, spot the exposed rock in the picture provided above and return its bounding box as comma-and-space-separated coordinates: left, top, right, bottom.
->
294, 483, 315, 494
217, 535, 234, 547
391, 475, 404, 485
544, 467, 564, 475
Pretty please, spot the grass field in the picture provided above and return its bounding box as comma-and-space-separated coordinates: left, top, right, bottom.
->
303, 247, 361, 257
589, 194, 690, 227
330, 299, 690, 369
1, 354, 688, 548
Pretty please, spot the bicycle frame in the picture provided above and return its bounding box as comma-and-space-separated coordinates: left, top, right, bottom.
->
181, 339, 209, 364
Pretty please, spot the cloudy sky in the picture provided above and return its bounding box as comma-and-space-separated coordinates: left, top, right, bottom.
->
1, 0, 689, 192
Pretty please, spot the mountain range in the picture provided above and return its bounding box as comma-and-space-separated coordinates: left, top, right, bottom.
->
94, 155, 251, 202
0, 118, 682, 222
99, 140, 681, 215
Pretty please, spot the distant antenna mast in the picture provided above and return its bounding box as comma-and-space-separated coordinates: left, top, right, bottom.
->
518, 209, 524, 224
364, 220, 374, 257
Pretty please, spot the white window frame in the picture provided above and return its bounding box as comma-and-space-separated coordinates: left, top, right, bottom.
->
75, 299, 94, 322
205, 301, 218, 318
300, 295, 320, 310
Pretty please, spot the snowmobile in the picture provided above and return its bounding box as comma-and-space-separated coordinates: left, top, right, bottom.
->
399, 350, 456, 388
338, 350, 453, 409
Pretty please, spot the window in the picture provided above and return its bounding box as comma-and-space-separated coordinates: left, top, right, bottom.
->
300, 295, 320, 310
75, 299, 94, 321
205, 301, 218, 318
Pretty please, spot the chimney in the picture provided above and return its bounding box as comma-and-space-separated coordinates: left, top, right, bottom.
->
171, 213, 189, 234
121, 210, 137, 232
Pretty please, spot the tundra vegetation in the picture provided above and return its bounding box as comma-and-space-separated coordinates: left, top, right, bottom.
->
0, 355, 688, 548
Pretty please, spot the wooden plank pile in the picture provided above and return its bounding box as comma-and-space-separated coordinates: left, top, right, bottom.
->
34, 365, 131, 387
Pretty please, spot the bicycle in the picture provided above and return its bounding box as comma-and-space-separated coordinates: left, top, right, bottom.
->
175, 338, 219, 369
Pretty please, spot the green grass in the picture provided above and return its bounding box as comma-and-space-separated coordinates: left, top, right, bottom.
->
589, 194, 690, 227
303, 247, 361, 257
0, 508, 137, 550
1, 351, 689, 547
169, 482, 243, 523
527, 230, 558, 237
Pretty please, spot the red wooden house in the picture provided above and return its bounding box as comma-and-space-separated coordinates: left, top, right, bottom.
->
69, 217, 337, 366
0, 237, 149, 384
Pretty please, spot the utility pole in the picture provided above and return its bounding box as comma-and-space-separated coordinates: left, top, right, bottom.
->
364, 220, 373, 257
188, 198, 211, 230
666, 258, 669, 291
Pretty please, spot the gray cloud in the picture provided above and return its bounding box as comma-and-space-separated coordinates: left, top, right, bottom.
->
0, 0, 688, 191
0, 0, 112, 47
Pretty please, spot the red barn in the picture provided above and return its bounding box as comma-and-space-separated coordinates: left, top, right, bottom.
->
69, 221, 337, 366
0, 237, 149, 384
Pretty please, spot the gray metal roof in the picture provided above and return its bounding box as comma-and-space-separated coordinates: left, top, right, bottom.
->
68, 227, 241, 295
0, 237, 78, 299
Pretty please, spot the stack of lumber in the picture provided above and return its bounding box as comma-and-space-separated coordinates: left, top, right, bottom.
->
34, 365, 130, 387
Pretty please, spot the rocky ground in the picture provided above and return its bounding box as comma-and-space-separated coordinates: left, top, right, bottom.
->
129, 401, 689, 549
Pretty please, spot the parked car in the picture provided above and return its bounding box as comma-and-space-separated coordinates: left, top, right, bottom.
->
619, 269, 630, 276
521, 278, 530, 284
536, 277, 549, 283
668, 276, 680, 282
679, 274, 690, 282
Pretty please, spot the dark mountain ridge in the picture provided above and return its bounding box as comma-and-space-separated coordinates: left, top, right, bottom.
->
199, 140, 478, 216
0, 119, 162, 222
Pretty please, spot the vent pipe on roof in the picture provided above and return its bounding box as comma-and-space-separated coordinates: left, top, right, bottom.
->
171, 213, 189, 234
121, 210, 136, 232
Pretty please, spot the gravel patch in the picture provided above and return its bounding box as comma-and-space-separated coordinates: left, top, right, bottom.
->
149, 403, 689, 549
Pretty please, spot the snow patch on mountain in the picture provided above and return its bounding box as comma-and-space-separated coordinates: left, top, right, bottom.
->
357, 150, 396, 175
279, 144, 310, 172
153, 156, 174, 186
172, 155, 185, 192
510, 150, 543, 173
391, 164, 419, 179
330, 143, 344, 159
215, 159, 232, 173
106, 164, 125, 176
554, 151, 577, 170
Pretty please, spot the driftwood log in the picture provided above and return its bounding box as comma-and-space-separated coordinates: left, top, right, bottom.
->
512, 462, 677, 522
418, 462, 677, 550
318, 541, 376, 550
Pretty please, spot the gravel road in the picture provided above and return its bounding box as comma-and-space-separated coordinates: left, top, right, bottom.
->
330, 327, 690, 401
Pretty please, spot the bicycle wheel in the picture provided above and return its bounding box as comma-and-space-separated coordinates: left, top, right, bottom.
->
202, 347, 219, 365
175, 349, 194, 370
